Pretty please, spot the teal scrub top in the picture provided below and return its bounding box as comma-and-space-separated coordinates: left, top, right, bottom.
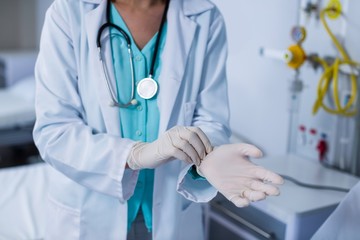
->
109, 4, 166, 231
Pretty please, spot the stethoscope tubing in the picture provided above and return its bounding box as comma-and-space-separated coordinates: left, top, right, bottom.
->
96, 22, 131, 49
97, 4, 136, 107
98, 46, 136, 107
96, 0, 169, 107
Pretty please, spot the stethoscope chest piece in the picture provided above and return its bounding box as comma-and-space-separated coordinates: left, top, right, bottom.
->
137, 77, 158, 99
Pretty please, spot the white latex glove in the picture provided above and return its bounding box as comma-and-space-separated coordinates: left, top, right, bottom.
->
197, 143, 284, 207
127, 126, 213, 170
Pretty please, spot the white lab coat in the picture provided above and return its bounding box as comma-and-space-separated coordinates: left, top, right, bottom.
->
33, 0, 230, 239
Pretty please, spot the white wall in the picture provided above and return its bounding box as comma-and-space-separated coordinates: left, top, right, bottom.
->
212, 0, 300, 155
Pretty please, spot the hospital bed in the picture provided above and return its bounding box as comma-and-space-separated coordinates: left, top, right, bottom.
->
0, 162, 48, 240
0, 76, 36, 147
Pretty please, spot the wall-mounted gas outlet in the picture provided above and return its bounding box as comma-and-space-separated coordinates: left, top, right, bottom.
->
326, 0, 342, 19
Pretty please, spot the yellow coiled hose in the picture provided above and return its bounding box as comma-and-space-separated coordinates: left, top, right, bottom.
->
312, 8, 360, 117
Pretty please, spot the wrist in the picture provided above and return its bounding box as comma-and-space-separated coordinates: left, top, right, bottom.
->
188, 165, 206, 180
195, 165, 205, 177
196, 145, 218, 177
127, 142, 147, 170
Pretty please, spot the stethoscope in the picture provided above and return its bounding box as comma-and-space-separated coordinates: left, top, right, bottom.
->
96, 0, 170, 107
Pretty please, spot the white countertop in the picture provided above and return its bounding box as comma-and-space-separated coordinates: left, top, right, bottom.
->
250, 154, 359, 222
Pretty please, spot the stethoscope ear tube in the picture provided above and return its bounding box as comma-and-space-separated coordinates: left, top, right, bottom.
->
97, 22, 131, 48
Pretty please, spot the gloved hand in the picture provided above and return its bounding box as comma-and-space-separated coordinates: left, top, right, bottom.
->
197, 143, 284, 207
127, 126, 213, 170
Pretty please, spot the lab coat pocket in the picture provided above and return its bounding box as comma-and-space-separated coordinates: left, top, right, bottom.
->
45, 196, 80, 240
184, 101, 197, 126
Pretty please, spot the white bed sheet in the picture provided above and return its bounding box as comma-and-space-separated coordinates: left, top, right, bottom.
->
0, 163, 48, 240
0, 76, 35, 129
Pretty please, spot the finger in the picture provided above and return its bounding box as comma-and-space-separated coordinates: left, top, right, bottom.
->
171, 148, 192, 164
171, 133, 201, 165
243, 190, 266, 202
187, 127, 213, 155
179, 127, 208, 162
249, 181, 280, 196
238, 144, 263, 158
178, 127, 204, 162
229, 195, 250, 208
254, 168, 284, 185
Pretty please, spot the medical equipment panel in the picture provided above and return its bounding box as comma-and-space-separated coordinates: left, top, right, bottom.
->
0, 51, 37, 88
291, 0, 360, 175
261, 0, 360, 175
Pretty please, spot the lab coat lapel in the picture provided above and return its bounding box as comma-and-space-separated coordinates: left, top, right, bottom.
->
158, 0, 198, 132
153, 1, 215, 237
85, 1, 121, 135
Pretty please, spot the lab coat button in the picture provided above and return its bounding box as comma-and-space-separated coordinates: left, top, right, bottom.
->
135, 56, 142, 61
137, 106, 143, 111
136, 130, 142, 136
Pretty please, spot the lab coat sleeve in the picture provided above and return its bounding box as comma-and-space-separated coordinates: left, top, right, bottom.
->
33, 3, 138, 202
177, 8, 231, 202
194, 8, 231, 147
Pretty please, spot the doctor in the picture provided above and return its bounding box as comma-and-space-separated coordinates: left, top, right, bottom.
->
34, 0, 283, 239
